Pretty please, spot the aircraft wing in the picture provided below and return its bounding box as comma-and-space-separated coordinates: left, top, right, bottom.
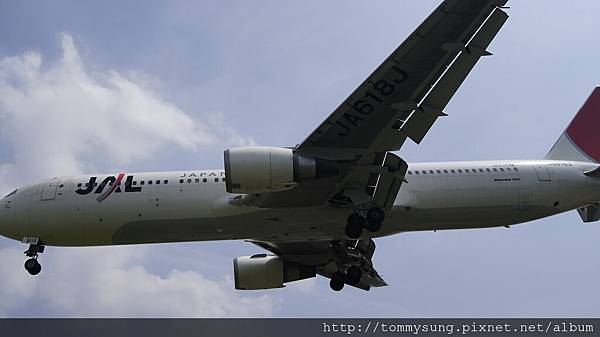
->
297, 0, 509, 160
252, 239, 387, 291
244, 0, 508, 209
244, 1, 510, 290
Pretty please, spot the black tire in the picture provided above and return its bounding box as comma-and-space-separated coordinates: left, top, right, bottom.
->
25, 259, 41, 276
31, 263, 42, 275
330, 272, 345, 291
346, 266, 363, 286
345, 213, 364, 239
365, 207, 385, 232
365, 221, 382, 232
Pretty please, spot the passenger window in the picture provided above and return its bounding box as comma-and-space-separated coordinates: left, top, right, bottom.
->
429, 170, 434, 174
148, 180, 153, 185
214, 178, 219, 182
479, 169, 484, 172
444, 170, 448, 174
451, 169, 455, 173
422, 170, 427, 174
514, 167, 519, 171
500, 168, 505, 172
493, 168, 498, 172
179, 179, 184, 183
222, 178, 226, 182
77, 183, 82, 187
195, 179, 200, 183
458, 169, 462, 173
437, 170, 441, 174
465, 169, 470, 173
407, 171, 412, 175
415, 171, 420, 175
156, 180, 161, 184
486, 168, 491, 172
203, 178, 208, 182
164, 180, 168, 184
187, 179, 192, 183
140, 181, 145, 185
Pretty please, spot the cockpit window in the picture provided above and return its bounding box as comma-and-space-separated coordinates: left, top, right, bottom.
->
3, 189, 17, 198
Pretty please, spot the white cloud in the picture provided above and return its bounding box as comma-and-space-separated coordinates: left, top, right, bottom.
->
0, 34, 268, 317
0, 33, 254, 190
0, 245, 274, 317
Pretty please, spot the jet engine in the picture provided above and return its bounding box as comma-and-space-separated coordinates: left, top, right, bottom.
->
224, 146, 317, 194
233, 254, 316, 290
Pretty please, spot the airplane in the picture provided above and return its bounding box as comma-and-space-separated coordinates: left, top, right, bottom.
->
1, 0, 600, 292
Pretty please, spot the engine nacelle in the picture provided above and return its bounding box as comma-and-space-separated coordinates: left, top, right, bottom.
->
233, 254, 316, 290
224, 146, 316, 194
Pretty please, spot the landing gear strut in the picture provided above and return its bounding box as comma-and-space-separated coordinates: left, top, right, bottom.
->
344, 207, 385, 239
23, 239, 44, 276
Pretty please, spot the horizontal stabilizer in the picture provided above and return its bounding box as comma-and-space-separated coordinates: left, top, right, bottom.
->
584, 166, 600, 178
577, 202, 600, 223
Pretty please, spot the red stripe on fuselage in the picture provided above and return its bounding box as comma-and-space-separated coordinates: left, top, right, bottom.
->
96, 172, 125, 203
566, 87, 600, 163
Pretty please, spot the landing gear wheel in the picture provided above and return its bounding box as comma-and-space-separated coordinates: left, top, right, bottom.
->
24, 258, 41, 276
330, 272, 345, 291
365, 207, 385, 232
345, 213, 365, 239
345, 266, 363, 286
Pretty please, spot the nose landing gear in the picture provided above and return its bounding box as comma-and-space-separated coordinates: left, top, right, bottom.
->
24, 258, 41, 275
22, 237, 44, 276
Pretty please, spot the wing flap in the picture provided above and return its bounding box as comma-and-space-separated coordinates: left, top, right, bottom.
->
401, 8, 509, 144
372, 153, 408, 211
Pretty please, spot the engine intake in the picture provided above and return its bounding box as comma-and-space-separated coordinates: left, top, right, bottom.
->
233, 254, 316, 290
224, 146, 317, 194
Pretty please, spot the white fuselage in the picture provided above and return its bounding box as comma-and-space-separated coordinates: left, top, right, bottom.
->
1, 159, 599, 246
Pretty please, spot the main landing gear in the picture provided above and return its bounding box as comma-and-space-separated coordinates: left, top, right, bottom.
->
23, 239, 45, 276
329, 265, 364, 291
344, 207, 385, 239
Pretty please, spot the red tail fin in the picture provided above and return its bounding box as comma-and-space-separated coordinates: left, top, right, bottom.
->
546, 86, 600, 163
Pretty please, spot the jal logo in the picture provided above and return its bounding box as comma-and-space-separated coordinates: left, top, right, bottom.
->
75, 173, 141, 203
